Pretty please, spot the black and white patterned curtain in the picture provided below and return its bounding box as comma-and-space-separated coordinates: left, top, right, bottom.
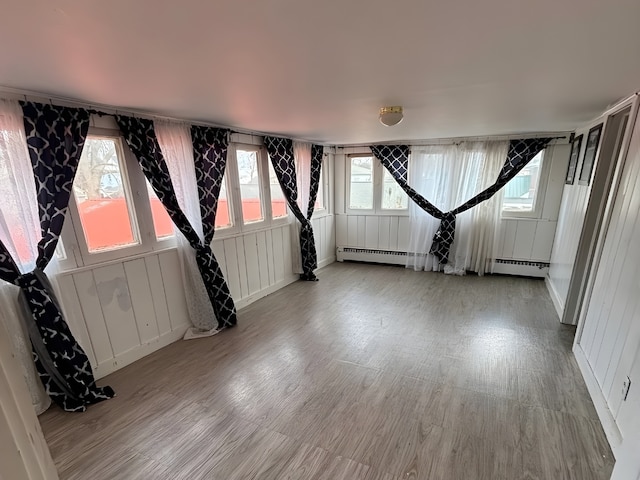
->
0, 102, 115, 412
307, 144, 324, 220
372, 138, 551, 264
264, 137, 318, 281
116, 117, 237, 330
191, 125, 237, 327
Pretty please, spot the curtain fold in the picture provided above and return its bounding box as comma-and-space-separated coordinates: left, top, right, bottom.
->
191, 125, 237, 328
116, 116, 236, 331
0, 101, 115, 412
154, 121, 218, 335
264, 137, 318, 281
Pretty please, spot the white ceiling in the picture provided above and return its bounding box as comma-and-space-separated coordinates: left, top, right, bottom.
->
1, 0, 639, 145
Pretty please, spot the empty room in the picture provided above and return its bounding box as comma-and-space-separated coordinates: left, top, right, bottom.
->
1, 1, 640, 479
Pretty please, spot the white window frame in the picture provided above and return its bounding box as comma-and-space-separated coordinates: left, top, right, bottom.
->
501, 150, 549, 219
312, 154, 330, 218
220, 143, 289, 237
60, 128, 175, 269
346, 154, 409, 216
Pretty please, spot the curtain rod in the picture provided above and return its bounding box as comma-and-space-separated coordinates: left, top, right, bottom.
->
0, 85, 332, 147
344, 133, 570, 149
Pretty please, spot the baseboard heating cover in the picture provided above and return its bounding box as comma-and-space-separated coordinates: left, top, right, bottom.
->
337, 247, 407, 265
493, 258, 550, 277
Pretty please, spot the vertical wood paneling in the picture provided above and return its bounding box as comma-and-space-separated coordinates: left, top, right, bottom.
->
271, 227, 285, 282
265, 230, 276, 285
326, 215, 336, 259
389, 217, 399, 250
365, 217, 379, 249
378, 217, 391, 250
243, 233, 261, 295
235, 236, 249, 297
357, 216, 366, 246
92, 264, 139, 356
211, 240, 228, 279
530, 222, 557, 260
144, 255, 171, 336
512, 222, 537, 259
73, 271, 112, 365
501, 221, 517, 258
158, 250, 189, 330
336, 215, 348, 247
124, 259, 160, 344
57, 274, 96, 367
256, 231, 270, 289
223, 238, 242, 300
397, 217, 410, 252
347, 216, 358, 246
282, 225, 294, 276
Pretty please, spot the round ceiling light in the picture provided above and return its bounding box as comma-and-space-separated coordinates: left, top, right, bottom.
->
379, 106, 404, 127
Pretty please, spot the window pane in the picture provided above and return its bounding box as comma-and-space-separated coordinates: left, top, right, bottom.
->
74, 138, 139, 252
237, 149, 263, 223
146, 181, 173, 239
381, 169, 408, 209
502, 152, 543, 212
349, 157, 374, 209
268, 162, 287, 219
216, 174, 232, 229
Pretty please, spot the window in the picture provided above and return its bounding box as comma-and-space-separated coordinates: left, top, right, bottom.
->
72, 137, 139, 253
64, 132, 175, 267
349, 156, 374, 209
347, 154, 408, 213
236, 148, 264, 224
216, 173, 233, 229
502, 151, 544, 214
268, 161, 287, 219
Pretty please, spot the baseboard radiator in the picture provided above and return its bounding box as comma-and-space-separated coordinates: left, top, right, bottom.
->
336, 247, 407, 265
492, 259, 550, 278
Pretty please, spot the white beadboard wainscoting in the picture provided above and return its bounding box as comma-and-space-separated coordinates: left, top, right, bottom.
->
57, 218, 335, 380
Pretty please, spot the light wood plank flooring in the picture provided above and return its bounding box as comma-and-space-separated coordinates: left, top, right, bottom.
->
39, 263, 614, 479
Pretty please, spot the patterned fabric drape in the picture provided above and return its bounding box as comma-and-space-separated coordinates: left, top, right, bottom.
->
307, 144, 324, 220
264, 137, 318, 281
0, 102, 114, 412
371, 138, 552, 264
191, 125, 237, 327
116, 116, 236, 330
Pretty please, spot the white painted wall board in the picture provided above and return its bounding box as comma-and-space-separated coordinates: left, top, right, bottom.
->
500, 221, 517, 258
144, 255, 172, 337
347, 216, 358, 246
158, 250, 190, 331
530, 221, 557, 261
255, 231, 270, 290
271, 227, 285, 283
235, 236, 250, 298
72, 271, 112, 365
365, 216, 379, 249
56, 274, 96, 368
282, 225, 294, 276
512, 222, 537, 259
357, 216, 366, 247
336, 215, 348, 247
397, 217, 410, 252
222, 238, 242, 300
243, 233, 261, 295
92, 263, 140, 356
265, 230, 276, 285
211, 240, 228, 278
378, 217, 391, 250
389, 217, 399, 250
124, 258, 160, 345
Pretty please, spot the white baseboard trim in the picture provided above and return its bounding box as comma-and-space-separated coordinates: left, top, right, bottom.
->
317, 256, 336, 269
93, 325, 189, 380
573, 343, 622, 458
545, 275, 565, 321
236, 274, 299, 310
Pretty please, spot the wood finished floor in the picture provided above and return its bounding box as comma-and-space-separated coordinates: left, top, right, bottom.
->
39, 263, 614, 480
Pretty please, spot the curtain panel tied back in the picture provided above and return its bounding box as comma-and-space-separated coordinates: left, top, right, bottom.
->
264, 137, 322, 281
0, 102, 115, 412
371, 138, 552, 265
116, 117, 236, 330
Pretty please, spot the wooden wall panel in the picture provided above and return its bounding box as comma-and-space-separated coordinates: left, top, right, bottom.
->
123, 258, 160, 345
144, 255, 172, 337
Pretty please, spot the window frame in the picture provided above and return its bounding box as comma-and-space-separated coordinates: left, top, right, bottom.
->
61, 128, 175, 268
221, 142, 289, 237
346, 154, 409, 216
501, 150, 549, 219
312, 154, 330, 218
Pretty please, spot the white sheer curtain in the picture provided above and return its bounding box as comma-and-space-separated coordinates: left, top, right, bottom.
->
154, 120, 218, 338
290, 141, 312, 275
406, 141, 508, 276
0, 98, 50, 413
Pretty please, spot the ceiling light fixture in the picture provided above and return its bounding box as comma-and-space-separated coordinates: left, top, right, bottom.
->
379, 106, 404, 127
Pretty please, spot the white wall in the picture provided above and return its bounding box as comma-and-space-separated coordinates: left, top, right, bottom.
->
574, 101, 640, 458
